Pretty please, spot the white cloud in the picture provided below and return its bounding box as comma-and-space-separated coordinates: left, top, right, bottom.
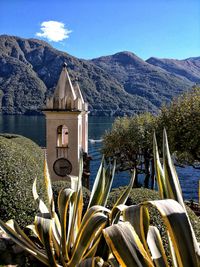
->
36, 21, 72, 42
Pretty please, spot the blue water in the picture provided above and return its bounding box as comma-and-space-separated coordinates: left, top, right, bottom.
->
0, 115, 199, 201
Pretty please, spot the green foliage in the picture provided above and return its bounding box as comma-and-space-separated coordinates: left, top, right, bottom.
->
52, 180, 90, 214
102, 87, 200, 183
108, 187, 200, 241
102, 113, 156, 170
107, 187, 160, 208
0, 134, 45, 227
157, 86, 200, 164
108, 188, 170, 258
102, 113, 157, 187
185, 205, 200, 242
0, 131, 199, 266
0, 153, 135, 266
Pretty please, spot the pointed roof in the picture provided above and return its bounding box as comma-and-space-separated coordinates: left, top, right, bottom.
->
44, 63, 88, 111
54, 63, 76, 100
74, 78, 84, 104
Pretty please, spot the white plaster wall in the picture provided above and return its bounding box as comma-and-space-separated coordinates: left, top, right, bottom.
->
44, 111, 81, 181
82, 112, 88, 153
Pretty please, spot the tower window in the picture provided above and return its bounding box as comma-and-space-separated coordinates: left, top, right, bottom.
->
57, 125, 68, 147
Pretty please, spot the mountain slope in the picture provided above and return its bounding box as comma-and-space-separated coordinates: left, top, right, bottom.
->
147, 57, 200, 83
0, 35, 195, 116
91, 51, 193, 108
0, 35, 158, 116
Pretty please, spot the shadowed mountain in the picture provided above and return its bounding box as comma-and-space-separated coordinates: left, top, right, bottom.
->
147, 56, 200, 84
0, 35, 195, 116
91, 51, 193, 108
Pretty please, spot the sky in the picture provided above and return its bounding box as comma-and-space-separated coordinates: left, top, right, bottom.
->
0, 0, 200, 60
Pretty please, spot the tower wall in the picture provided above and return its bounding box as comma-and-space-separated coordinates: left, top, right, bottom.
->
82, 112, 88, 153
43, 64, 89, 182
44, 111, 83, 181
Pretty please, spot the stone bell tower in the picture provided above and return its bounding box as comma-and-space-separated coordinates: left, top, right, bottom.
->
43, 63, 89, 184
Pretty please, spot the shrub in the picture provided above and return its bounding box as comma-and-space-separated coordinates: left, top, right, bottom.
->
0, 131, 199, 266
157, 86, 200, 164
0, 134, 44, 227
108, 187, 160, 208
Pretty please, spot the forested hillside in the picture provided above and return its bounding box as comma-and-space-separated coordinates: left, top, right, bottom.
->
0, 35, 196, 116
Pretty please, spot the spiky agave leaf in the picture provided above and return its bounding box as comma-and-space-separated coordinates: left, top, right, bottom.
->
122, 204, 150, 257
153, 132, 167, 199
162, 130, 200, 260
103, 222, 154, 267
0, 219, 49, 265
100, 159, 116, 207
58, 187, 75, 261
35, 213, 59, 267
110, 203, 151, 260
32, 178, 49, 213
147, 226, 168, 267
112, 168, 135, 207
146, 199, 199, 267
110, 169, 135, 223
67, 155, 84, 250
104, 198, 200, 267
68, 212, 108, 267
34, 174, 62, 260
87, 157, 116, 209
88, 156, 106, 208
162, 129, 185, 209
72, 205, 110, 261
44, 156, 55, 214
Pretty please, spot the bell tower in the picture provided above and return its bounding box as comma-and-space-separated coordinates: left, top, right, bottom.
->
43, 63, 89, 182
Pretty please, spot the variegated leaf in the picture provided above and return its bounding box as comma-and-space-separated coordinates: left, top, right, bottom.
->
147, 225, 168, 267
103, 222, 154, 267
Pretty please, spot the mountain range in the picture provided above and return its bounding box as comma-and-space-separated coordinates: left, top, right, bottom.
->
0, 35, 199, 116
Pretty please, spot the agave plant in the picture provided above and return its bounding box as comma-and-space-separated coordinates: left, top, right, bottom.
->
0, 153, 135, 266
0, 130, 199, 267
101, 129, 200, 266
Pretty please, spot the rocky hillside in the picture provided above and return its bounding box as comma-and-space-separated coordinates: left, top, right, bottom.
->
91, 52, 193, 108
0, 35, 196, 116
146, 56, 200, 84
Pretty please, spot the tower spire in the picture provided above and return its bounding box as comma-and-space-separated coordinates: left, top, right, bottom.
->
54, 63, 76, 101
43, 62, 89, 185
46, 63, 88, 110
74, 77, 84, 104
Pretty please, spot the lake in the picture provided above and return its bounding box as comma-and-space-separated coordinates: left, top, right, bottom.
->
0, 115, 199, 201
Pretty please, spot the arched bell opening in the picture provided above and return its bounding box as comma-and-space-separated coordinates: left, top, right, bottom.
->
57, 125, 69, 147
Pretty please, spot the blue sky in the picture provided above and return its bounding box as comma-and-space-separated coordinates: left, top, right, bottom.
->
0, 0, 200, 60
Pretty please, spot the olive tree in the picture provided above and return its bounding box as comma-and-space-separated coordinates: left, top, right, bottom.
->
102, 86, 200, 188
102, 113, 157, 187
157, 86, 200, 167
